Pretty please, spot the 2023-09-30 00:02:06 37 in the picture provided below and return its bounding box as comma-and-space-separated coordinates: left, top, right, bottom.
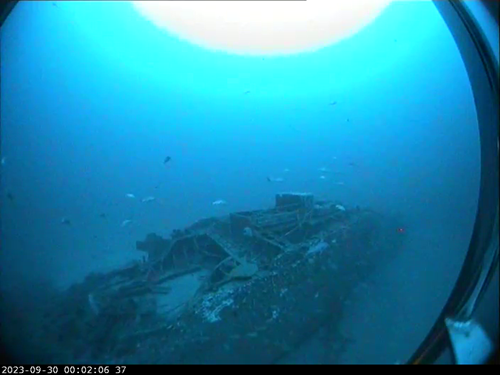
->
1, 366, 127, 374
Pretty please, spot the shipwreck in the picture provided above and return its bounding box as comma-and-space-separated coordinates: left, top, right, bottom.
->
39, 192, 406, 364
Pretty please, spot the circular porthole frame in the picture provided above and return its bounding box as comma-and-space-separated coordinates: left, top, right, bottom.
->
408, 0, 499, 364
0, 0, 498, 365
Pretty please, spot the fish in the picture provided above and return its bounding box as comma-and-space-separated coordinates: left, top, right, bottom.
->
121, 219, 133, 227
267, 176, 285, 183
329, 101, 337, 106
1, 157, 6, 166
164, 156, 171, 164
99, 213, 106, 219
319, 175, 327, 180
212, 199, 227, 206
306, 240, 329, 256
61, 217, 71, 226
126, 193, 136, 199
141, 196, 155, 203
318, 167, 331, 173
335, 182, 345, 186
6, 192, 14, 202
283, 168, 290, 173
335, 204, 346, 211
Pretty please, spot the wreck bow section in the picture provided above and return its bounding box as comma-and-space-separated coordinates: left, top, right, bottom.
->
40, 193, 406, 364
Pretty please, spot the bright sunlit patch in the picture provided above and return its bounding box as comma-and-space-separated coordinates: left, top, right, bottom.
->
131, 0, 393, 55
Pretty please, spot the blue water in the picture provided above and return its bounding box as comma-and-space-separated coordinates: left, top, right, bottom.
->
0, 1, 481, 364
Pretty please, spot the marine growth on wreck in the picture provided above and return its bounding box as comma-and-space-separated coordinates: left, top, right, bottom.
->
38, 192, 405, 364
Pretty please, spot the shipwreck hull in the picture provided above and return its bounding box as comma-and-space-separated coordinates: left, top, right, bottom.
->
39, 194, 405, 364
118, 215, 403, 364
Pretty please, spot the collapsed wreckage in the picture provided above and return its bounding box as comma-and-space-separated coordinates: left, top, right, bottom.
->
41, 193, 406, 364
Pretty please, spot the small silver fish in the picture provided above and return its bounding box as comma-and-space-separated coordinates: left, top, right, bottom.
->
1, 157, 6, 166
141, 196, 155, 203
212, 199, 227, 206
306, 240, 329, 256
61, 217, 71, 226
126, 193, 136, 199
335, 204, 346, 211
121, 219, 133, 227
267, 176, 285, 183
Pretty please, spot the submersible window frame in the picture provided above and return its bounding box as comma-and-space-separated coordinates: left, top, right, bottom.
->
0, 0, 498, 364
408, 0, 499, 364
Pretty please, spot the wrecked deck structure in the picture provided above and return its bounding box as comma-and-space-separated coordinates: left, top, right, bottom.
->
39, 193, 406, 364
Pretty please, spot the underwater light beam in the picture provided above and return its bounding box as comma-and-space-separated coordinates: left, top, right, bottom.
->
131, 0, 393, 55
